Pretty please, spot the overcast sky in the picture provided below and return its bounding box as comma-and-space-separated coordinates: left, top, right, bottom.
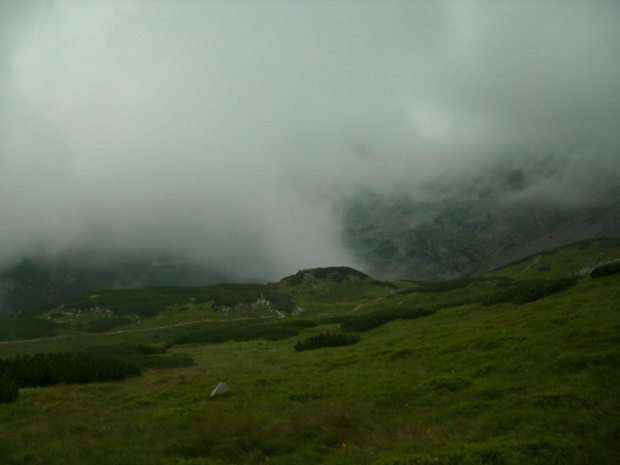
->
1, 0, 619, 281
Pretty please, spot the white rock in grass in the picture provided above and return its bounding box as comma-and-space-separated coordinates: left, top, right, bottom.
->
210, 382, 228, 397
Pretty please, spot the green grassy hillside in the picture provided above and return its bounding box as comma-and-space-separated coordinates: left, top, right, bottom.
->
0, 252, 619, 464
482, 237, 620, 281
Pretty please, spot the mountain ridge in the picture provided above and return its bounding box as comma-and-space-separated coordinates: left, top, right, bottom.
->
341, 183, 620, 281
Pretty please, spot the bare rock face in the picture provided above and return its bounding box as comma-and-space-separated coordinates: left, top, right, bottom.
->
210, 382, 228, 397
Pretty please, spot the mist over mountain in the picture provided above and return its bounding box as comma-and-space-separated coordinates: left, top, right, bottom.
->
1, 1, 619, 314
340, 152, 620, 281
0, 250, 232, 316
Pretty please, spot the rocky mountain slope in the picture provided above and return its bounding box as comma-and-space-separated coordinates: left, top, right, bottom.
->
340, 156, 620, 281
342, 193, 620, 281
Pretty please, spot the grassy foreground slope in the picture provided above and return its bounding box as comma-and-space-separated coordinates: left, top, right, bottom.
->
482, 237, 620, 281
0, 270, 618, 464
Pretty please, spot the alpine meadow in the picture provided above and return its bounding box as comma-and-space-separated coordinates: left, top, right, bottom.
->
1, 239, 619, 464
1, 2, 619, 464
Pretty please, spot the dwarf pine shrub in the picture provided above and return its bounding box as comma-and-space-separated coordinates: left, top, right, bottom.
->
0, 318, 61, 341
482, 276, 578, 306
0, 352, 140, 388
341, 307, 436, 332
294, 331, 360, 352
167, 320, 308, 346
591, 261, 620, 278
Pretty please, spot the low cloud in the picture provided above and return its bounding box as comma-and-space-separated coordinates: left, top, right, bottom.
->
1, 1, 618, 281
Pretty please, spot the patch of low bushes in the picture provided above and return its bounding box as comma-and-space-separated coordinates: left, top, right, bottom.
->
341, 307, 436, 332
58, 289, 172, 317
294, 331, 360, 352
482, 276, 578, 306
83, 343, 167, 356
82, 344, 194, 369
0, 343, 196, 402
397, 277, 514, 295
316, 306, 437, 333
125, 353, 195, 369
167, 320, 316, 347
0, 352, 140, 390
193, 283, 299, 313
86, 317, 132, 333
0, 318, 62, 341
591, 261, 620, 278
